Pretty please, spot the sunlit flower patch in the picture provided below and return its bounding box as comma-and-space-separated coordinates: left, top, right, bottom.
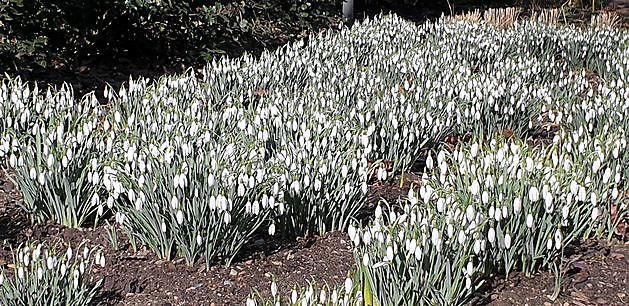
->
0, 10, 627, 306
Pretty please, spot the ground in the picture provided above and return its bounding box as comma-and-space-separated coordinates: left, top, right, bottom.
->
1, 170, 627, 305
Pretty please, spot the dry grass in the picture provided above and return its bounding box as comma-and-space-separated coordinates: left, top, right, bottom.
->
531, 8, 561, 25
453, 9, 482, 23
591, 11, 622, 27
483, 7, 522, 28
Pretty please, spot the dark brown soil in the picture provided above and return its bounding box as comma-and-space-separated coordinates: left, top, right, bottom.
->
473, 240, 629, 306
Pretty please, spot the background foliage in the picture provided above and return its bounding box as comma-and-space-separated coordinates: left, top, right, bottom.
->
0, 0, 340, 72
1, 0, 600, 75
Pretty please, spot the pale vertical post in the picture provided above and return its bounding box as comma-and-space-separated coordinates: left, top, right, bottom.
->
343, 0, 354, 21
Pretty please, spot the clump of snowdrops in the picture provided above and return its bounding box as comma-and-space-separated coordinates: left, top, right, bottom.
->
247, 275, 365, 306
0, 78, 104, 228
0, 241, 105, 306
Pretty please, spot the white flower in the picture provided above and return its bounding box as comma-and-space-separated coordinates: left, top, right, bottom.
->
161, 222, 167, 233
546, 238, 553, 250
481, 191, 489, 204
271, 281, 278, 297
18, 266, 24, 279
470, 180, 480, 195
561, 205, 570, 219
526, 213, 534, 228
171, 195, 179, 210
408, 238, 418, 255
554, 229, 563, 250
319, 289, 327, 303
513, 197, 521, 214
528, 186, 539, 202
344, 277, 353, 295
488, 227, 496, 244
426, 153, 434, 169
176, 210, 184, 225
362, 253, 369, 266
473, 239, 481, 255
268, 223, 276, 236
592, 159, 601, 173
385, 245, 394, 261
375, 205, 382, 219
292, 288, 299, 303
525, 157, 534, 172
348, 224, 357, 243
246, 298, 257, 306
465, 260, 474, 276
470, 143, 479, 158
437, 197, 446, 212
591, 207, 600, 221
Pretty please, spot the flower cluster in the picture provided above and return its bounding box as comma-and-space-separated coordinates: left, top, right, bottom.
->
0, 241, 104, 306
247, 276, 363, 306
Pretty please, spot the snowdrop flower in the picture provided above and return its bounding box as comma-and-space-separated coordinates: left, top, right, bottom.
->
66, 246, 73, 260
426, 153, 434, 169
513, 197, 521, 214
271, 280, 278, 297
384, 245, 394, 262
319, 289, 327, 303
268, 223, 276, 236
488, 227, 496, 244
348, 224, 357, 245
528, 186, 539, 202
591, 207, 600, 221
470, 143, 479, 158
470, 179, 480, 196
526, 213, 534, 228
292, 288, 299, 304
176, 210, 184, 225
473, 239, 481, 255
554, 229, 563, 250
525, 157, 534, 172
61, 263, 67, 276
481, 191, 489, 204
246, 298, 257, 306
341, 165, 349, 178
171, 195, 179, 210
344, 277, 353, 295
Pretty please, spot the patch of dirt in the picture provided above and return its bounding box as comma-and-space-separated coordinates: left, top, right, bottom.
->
474, 240, 629, 306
